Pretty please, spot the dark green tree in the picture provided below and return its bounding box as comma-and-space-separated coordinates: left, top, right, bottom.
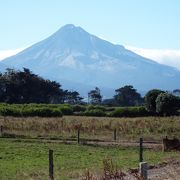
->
0, 68, 69, 104
88, 87, 102, 104
144, 89, 164, 113
156, 92, 179, 115
64, 90, 83, 104
114, 85, 142, 106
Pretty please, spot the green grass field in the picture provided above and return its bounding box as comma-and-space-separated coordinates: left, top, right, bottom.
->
0, 138, 179, 180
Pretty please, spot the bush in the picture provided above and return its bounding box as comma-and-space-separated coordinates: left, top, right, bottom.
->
110, 107, 129, 117
105, 107, 116, 112
22, 107, 62, 117
0, 103, 63, 117
87, 105, 106, 111
110, 106, 150, 117
59, 105, 73, 115
156, 93, 179, 116
0, 106, 21, 116
72, 105, 86, 112
84, 109, 106, 117
144, 89, 164, 113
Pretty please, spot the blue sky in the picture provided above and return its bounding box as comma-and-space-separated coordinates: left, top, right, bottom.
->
0, 0, 180, 68
0, 0, 180, 49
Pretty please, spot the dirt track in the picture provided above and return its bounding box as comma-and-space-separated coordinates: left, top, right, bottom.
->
3, 136, 163, 150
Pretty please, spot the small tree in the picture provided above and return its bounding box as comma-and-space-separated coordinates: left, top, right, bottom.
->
88, 87, 102, 105
64, 90, 83, 104
114, 85, 142, 106
156, 92, 179, 115
144, 89, 164, 113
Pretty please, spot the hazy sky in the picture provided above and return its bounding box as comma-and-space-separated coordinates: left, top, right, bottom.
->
0, 0, 180, 69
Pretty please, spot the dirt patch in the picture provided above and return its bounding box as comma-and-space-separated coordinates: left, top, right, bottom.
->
148, 158, 180, 180
127, 158, 180, 180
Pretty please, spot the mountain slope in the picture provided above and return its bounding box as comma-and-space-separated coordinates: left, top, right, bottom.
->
0, 62, 8, 72
2, 24, 180, 96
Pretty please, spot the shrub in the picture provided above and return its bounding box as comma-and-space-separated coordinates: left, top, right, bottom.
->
0, 106, 21, 116
72, 105, 86, 112
84, 109, 106, 117
110, 106, 150, 117
105, 107, 116, 112
25, 107, 62, 117
59, 105, 73, 115
144, 89, 164, 113
110, 107, 129, 117
87, 105, 106, 111
0, 103, 63, 117
156, 93, 179, 116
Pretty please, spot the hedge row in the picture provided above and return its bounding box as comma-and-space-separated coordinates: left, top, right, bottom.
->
0, 103, 73, 117
0, 107, 63, 117
0, 103, 153, 117
109, 106, 153, 117
73, 106, 152, 117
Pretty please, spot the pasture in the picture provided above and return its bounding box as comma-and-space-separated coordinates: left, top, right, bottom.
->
0, 115, 179, 179
0, 138, 179, 179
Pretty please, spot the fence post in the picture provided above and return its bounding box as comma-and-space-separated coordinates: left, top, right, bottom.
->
113, 129, 117, 141
77, 129, 80, 144
49, 149, 54, 180
139, 137, 143, 162
162, 136, 167, 152
0, 126, 3, 136
139, 162, 148, 180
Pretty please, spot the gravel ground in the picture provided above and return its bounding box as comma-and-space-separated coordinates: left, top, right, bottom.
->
81, 158, 180, 180
148, 158, 180, 180
126, 158, 180, 180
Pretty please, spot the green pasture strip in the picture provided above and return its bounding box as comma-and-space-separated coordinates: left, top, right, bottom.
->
0, 138, 179, 179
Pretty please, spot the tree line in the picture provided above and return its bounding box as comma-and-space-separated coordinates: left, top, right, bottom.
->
0, 68, 82, 104
88, 85, 143, 106
0, 68, 179, 116
0, 69, 144, 105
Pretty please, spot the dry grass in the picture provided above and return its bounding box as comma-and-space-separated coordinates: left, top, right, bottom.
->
0, 116, 180, 141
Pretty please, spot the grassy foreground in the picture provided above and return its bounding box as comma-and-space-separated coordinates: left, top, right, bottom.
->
0, 138, 179, 180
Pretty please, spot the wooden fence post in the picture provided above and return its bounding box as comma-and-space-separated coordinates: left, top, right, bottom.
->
77, 129, 80, 144
49, 149, 54, 180
162, 136, 168, 152
0, 126, 3, 136
113, 129, 117, 141
139, 137, 143, 162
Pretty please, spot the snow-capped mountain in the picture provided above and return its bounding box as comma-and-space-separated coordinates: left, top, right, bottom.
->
1, 24, 180, 96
